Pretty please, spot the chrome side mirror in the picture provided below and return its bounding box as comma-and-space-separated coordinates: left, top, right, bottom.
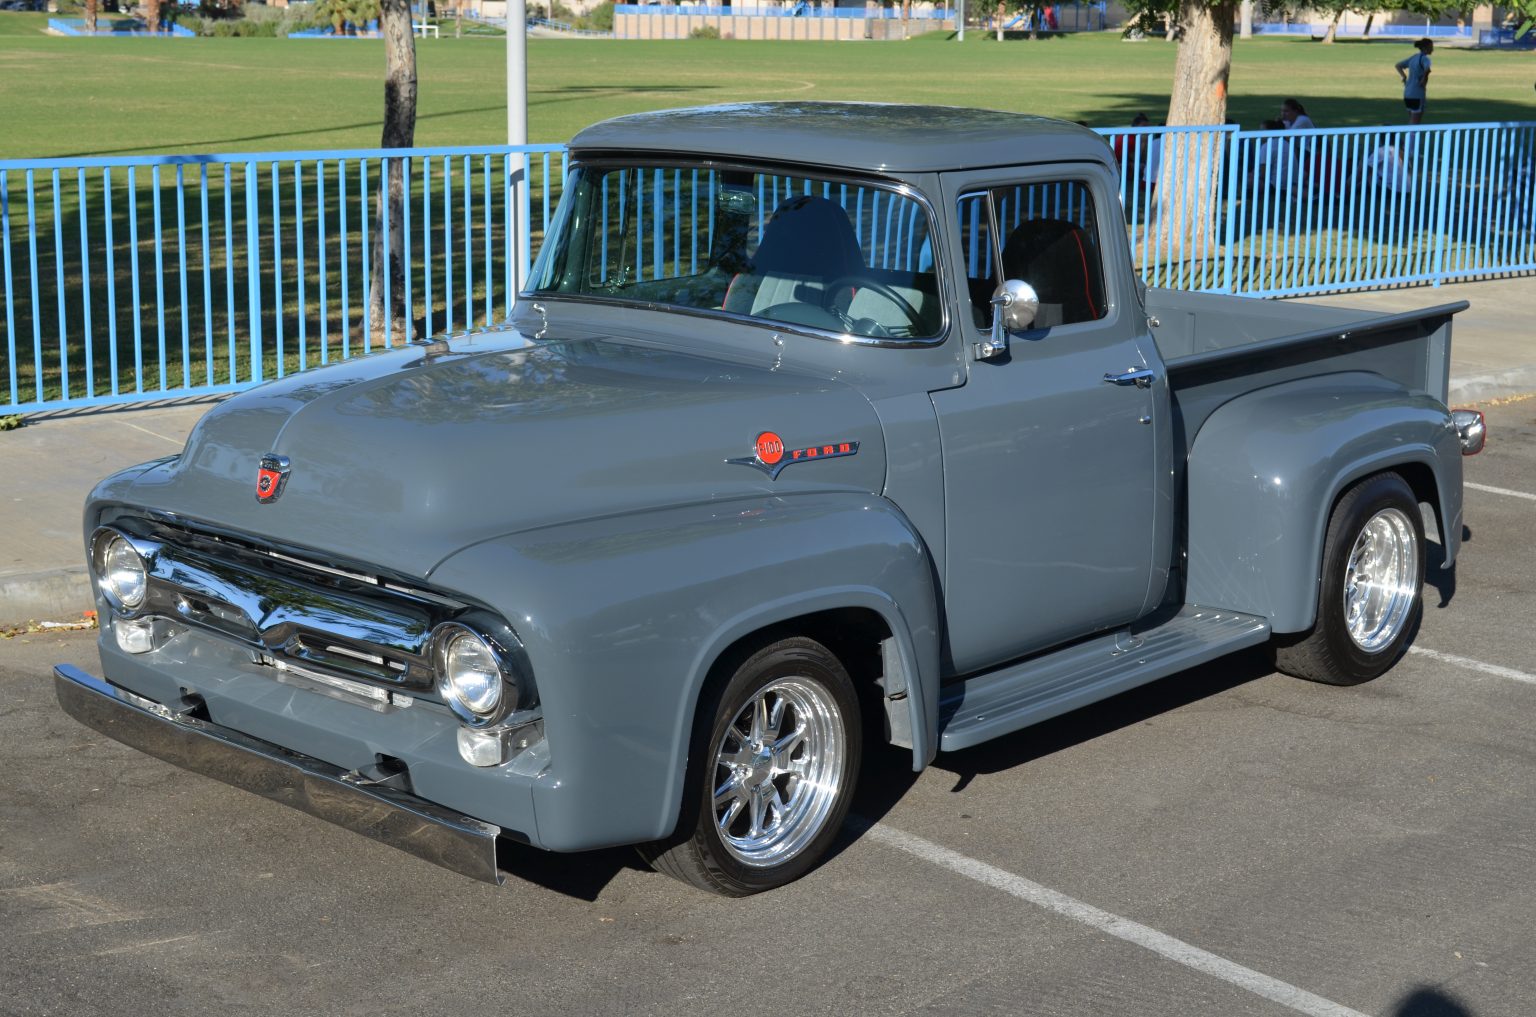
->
975, 279, 1040, 361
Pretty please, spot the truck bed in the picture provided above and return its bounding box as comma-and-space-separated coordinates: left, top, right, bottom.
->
1144, 288, 1466, 454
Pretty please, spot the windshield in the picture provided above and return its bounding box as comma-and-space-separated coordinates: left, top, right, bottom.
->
528, 164, 944, 341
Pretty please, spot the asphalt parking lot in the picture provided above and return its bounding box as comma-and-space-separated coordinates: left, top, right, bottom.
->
2, 398, 1533, 1017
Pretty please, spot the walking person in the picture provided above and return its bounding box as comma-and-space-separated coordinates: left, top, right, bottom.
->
1397, 39, 1433, 126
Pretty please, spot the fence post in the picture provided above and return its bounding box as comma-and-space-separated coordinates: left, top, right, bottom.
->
1429, 130, 1454, 287
1221, 126, 1240, 293
245, 160, 263, 384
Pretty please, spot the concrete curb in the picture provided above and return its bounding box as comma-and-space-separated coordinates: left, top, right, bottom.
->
1447, 367, 1536, 407
1, 567, 92, 629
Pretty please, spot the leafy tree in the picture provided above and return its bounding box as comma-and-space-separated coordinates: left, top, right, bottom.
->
1511, 0, 1536, 37
1306, 0, 1379, 44
315, 0, 379, 34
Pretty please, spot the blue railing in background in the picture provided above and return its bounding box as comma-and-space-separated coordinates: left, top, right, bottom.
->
0, 145, 565, 412
1102, 122, 1536, 296
613, 4, 954, 18
1253, 21, 1472, 38
2, 123, 1533, 413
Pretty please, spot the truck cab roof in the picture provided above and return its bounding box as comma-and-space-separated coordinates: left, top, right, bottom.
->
568, 102, 1113, 174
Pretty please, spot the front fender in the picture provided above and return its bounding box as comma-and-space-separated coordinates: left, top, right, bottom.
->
1184, 372, 1462, 634
429, 492, 940, 852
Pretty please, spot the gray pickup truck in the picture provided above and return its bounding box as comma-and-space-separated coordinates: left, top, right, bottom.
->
56, 103, 1487, 897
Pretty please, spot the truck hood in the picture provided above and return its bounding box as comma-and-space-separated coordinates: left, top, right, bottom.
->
124, 332, 888, 579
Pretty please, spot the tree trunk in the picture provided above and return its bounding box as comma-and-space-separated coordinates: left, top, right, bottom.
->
369, 0, 418, 342
994, 0, 1003, 40
1156, 0, 1234, 278
1323, 9, 1341, 43
143, 0, 160, 33
1362, 12, 1374, 38
455, 1, 462, 37
1238, 0, 1251, 39
85, 0, 98, 32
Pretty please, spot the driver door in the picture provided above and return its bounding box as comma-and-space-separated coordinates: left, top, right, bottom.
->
932, 170, 1164, 675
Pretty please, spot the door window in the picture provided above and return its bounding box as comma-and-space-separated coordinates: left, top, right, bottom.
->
957, 181, 1107, 330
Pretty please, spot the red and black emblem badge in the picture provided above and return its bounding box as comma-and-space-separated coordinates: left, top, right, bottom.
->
255, 453, 290, 504
727, 431, 859, 481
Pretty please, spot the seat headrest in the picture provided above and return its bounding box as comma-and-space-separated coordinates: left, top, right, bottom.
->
750, 195, 865, 280
1000, 218, 1102, 324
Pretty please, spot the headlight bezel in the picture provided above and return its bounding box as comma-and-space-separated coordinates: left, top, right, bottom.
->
90, 527, 152, 614
431, 619, 528, 729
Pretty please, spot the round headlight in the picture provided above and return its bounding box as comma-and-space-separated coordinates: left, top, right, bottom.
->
438, 627, 505, 718
100, 534, 147, 610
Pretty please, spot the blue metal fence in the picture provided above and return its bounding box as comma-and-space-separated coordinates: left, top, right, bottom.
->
0, 145, 565, 413
613, 4, 954, 18
2, 123, 1533, 413
1100, 121, 1536, 296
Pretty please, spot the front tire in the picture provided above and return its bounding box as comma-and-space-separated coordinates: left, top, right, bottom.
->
640, 637, 861, 896
1274, 472, 1425, 685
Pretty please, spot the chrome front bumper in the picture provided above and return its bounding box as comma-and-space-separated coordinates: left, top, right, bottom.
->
53, 663, 504, 885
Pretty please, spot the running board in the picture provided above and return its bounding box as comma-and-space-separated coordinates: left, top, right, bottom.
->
938, 607, 1271, 752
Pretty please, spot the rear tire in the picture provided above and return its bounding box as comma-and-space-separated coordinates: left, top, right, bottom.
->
639, 637, 861, 897
1273, 472, 1424, 686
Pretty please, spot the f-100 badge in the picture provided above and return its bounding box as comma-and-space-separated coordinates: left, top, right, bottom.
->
256, 453, 291, 503
727, 431, 859, 481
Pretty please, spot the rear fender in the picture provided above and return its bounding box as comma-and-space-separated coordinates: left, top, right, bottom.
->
429, 492, 941, 852
1184, 373, 1462, 634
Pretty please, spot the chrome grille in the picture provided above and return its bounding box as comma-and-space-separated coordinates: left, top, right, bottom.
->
106, 516, 465, 695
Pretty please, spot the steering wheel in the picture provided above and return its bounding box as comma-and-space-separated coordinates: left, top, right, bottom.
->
826, 276, 924, 338
756, 302, 850, 333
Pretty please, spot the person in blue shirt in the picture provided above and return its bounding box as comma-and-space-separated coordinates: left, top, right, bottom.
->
1397, 38, 1433, 126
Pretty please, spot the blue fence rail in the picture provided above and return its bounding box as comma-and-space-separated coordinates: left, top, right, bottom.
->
613, 4, 954, 18
0, 145, 565, 412
2, 123, 1533, 414
1104, 121, 1536, 296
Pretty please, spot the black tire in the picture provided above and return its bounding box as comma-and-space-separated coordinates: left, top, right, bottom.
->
1273, 472, 1425, 685
639, 637, 861, 896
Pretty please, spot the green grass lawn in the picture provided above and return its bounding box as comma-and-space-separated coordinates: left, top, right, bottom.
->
0, 14, 1533, 159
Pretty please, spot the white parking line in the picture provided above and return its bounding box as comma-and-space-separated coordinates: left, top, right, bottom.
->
1408, 646, 1536, 685
1464, 481, 1536, 502
863, 823, 1372, 1017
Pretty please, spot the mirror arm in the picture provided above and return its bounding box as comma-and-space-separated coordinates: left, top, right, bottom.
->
975, 292, 1014, 361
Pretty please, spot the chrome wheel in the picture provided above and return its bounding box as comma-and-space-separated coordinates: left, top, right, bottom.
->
711, 675, 846, 869
1342, 506, 1419, 652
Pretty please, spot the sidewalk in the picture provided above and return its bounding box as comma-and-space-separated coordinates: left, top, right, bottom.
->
3, 276, 1533, 627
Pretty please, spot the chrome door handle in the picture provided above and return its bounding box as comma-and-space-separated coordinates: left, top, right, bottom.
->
1103, 367, 1156, 388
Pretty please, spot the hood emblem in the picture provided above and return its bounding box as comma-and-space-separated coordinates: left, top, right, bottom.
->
727, 431, 859, 481
256, 453, 291, 503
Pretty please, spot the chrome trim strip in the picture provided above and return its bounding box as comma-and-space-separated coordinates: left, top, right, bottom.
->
53, 664, 505, 885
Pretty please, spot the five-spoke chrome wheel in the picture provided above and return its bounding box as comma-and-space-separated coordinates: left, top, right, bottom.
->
712, 676, 847, 868
1342, 507, 1420, 652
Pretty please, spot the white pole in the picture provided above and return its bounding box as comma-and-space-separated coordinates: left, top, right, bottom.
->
507, 0, 529, 298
